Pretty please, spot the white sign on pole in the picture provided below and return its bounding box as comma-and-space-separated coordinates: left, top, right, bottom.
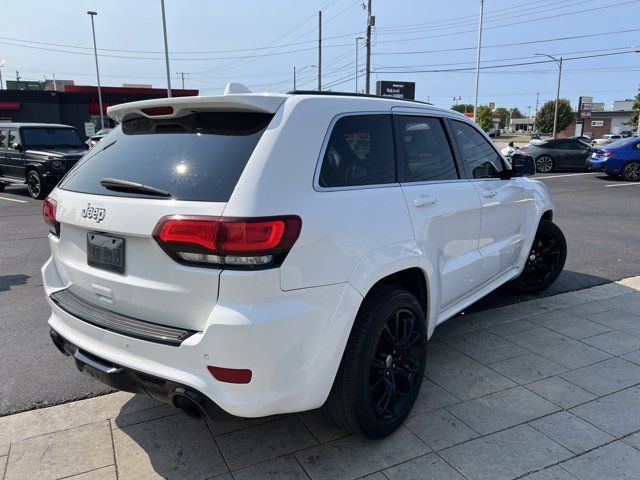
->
84, 122, 96, 137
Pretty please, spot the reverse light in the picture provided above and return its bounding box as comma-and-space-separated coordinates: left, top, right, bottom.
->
42, 197, 60, 237
153, 215, 302, 270
207, 366, 252, 384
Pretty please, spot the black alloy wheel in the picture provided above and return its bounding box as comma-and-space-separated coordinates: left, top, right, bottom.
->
321, 285, 427, 438
621, 162, 640, 181
508, 219, 567, 294
370, 308, 422, 420
27, 170, 46, 200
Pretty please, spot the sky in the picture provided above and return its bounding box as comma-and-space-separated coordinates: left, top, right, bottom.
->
1, 0, 639, 115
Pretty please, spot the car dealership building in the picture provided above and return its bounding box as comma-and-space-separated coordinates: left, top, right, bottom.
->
0, 84, 198, 138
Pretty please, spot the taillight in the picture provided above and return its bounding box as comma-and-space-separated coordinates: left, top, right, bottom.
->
153, 215, 302, 270
42, 197, 60, 237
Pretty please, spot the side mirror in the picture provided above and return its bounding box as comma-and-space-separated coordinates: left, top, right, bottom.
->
11, 142, 22, 151
511, 153, 536, 177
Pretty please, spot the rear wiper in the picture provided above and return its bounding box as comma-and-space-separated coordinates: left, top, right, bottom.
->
100, 178, 172, 197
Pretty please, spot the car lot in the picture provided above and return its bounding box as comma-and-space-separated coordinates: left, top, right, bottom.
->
1, 170, 639, 417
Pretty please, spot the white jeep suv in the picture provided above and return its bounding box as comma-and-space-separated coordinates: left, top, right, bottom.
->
42, 87, 566, 438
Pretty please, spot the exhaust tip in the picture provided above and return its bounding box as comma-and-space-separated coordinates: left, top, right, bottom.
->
172, 394, 204, 420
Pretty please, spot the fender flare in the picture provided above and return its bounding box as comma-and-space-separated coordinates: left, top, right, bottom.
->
347, 240, 439, 338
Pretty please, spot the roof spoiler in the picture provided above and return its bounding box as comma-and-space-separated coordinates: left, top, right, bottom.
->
107, 83, 286, 123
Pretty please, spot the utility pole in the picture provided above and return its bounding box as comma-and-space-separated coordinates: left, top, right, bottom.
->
318, 11, 322, 91
527, 105, 532, 118
293, 66, 297, 90
15, 71, 20, 82
176, 71, 188, 90
52, 72, 58, 91
453, 96, 461, 106
0, 60, 4, 90
87, 11, 104, 130
160, 0, 172, 97
473, 0, 484, 122
355, 37, 362, 93
365, 0, 373, 94
535, 53, 563, 138
535, 92, 540, 117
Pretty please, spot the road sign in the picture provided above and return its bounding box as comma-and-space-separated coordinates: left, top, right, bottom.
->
375, 81, 416, 100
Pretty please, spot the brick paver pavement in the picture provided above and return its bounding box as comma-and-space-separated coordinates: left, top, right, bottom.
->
2, 276, 640, 480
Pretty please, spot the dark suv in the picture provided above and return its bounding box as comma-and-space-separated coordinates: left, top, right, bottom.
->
0, 123, 87, 199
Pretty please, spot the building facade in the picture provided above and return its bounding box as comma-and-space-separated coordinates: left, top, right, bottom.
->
0, 85, 198, 138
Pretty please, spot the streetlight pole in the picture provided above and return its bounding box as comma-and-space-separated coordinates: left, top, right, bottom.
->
0, 60, 4, 90
160, 0, 172, 98
473, 0, 484, 122
536, 53, 563, 138
294, 65, 317, 91
87, 11, 104, 130
355, 36, 364, 93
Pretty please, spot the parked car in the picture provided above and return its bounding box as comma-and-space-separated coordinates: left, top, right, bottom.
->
593, 133, 623, 146
620, 131, 634, 138
86, 128, 112, 149
0, 123, 87, 199
487, 126, 500, 138
586, 136, 640, 181
519, 138, 593, 172
43, 87, 566, 439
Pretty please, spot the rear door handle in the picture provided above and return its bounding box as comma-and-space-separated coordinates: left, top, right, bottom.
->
482, 191, 497, 199
413, 196, 437, 207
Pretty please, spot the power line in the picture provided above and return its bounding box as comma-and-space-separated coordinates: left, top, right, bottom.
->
373, 50, 640, 74
374, 28, 640, 56
370, 0, 640, 47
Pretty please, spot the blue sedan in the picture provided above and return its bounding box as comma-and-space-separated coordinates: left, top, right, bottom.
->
587, 136, 640, 181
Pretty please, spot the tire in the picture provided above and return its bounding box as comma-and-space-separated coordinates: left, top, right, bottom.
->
0, 183, 5, 193
321, 285, 427, 438
508, 219, 567, 294
26, 170, 48, 200
535, 155, 554, 173
621, 161, 640, 181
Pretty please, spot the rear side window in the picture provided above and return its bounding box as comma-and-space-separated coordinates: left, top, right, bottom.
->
8, 130, 19, 146
450, 120, 504, 179
0, 130, 6, 147
396, 116, 458, 182
319, 114, 396, 188
60, 112, 273, 202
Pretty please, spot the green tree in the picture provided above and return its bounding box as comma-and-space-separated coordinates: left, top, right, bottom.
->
510, 108, 524, 119
494, 108, 509, 129
535, 99, 573, 133
476, 105, 495, 132
451, 104, 474, 114
630, 85, 640, 132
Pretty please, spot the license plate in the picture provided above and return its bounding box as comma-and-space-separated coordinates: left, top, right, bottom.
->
87, 232, 125, 274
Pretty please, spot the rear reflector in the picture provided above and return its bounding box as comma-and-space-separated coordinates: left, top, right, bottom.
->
207, 366, 252, 384
141, 106, 174, 116
153, 215, 302, 270
42, 197, 59, 236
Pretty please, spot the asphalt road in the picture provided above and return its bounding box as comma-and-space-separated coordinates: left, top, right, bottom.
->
1, 172, 639, 416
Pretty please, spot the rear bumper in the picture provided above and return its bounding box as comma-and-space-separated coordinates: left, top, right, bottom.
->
586, 158, 607, 171
42, 256, 363, 418
50, 329, 220, 419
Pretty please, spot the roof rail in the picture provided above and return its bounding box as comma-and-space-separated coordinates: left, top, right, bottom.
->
286, 90, 432, 106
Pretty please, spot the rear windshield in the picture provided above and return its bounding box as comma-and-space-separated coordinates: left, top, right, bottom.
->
22, 128, 83, 148
60, 112, 273, 202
